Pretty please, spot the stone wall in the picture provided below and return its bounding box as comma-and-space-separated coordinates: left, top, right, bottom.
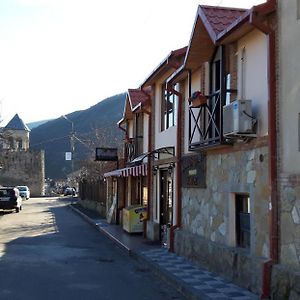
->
175, 145, 270, 294
278, 174, 300, 267
0, 149, 45, 196
271, 264, 300, 300
271, 173, 300, 299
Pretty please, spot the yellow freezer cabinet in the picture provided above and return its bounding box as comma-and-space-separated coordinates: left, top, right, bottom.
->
122, 205, 147, 233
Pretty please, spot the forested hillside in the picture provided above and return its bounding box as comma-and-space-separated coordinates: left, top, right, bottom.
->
30, 93, 125, 179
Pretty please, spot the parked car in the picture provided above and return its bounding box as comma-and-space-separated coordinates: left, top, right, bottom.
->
16, 186, 30, 200
64, 187, 76, 196
0, 187, 22, 213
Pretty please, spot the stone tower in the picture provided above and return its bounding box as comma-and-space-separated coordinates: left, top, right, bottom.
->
2, 114, 30, 150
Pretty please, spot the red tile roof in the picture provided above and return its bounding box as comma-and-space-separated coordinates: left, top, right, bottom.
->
128, 88, 150, 110
200, 5, 247, 38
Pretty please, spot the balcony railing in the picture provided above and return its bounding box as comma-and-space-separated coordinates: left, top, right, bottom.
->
125, 136, 143, 163
189, 90, 227, 150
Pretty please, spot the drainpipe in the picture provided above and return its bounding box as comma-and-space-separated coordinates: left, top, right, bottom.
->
141, 107, 152, 238
250, 2, 278, 298
167, 85, 183, 253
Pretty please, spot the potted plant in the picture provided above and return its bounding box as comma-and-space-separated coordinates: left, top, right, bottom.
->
189, 91, 207, 107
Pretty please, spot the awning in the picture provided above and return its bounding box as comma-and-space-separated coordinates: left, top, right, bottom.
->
104, 164, 147, 178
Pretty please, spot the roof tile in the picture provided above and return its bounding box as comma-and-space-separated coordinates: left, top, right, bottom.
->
201, 5, 246, 36
128, 88, 150, 109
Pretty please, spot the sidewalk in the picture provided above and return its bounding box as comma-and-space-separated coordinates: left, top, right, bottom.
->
69, 203, 259, 300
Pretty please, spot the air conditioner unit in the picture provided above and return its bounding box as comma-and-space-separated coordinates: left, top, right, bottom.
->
223, 99, 255, 137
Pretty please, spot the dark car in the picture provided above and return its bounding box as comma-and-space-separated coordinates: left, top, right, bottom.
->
64, 187, 76, 196
0, 187, 22, 213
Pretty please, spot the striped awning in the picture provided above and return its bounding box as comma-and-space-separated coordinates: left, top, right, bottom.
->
104, 164, 147, 178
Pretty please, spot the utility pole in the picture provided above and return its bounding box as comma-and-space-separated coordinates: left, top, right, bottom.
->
62, 115, 75, 174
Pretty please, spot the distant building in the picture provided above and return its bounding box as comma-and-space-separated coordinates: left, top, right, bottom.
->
0, 114, 45, 196
1, 113, 30, 150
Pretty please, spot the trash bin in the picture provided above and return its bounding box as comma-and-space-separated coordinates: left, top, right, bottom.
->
122, 205, 147, 233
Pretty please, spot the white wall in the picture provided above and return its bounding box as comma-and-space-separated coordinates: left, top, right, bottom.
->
279, 0, 300, 173
128, 120, 133, 138
143, 113, 149, 153
183, 68, 202, 154
154, 74, 177, 151
237, 29, 269, 137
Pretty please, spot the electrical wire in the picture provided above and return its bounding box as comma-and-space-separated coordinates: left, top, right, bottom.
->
30, 135, 69, 147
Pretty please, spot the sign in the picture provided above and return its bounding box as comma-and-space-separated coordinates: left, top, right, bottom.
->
65, 152, 72, 161
95, 147, 118, 161
181, 154, 206, 188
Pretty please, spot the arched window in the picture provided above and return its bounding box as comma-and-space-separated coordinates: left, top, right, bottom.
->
17, 139, 23, 150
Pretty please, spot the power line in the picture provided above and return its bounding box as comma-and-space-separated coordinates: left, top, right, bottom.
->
30, 135, 69, 147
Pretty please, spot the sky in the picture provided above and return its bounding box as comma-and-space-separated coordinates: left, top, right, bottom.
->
0, 0, 265, 125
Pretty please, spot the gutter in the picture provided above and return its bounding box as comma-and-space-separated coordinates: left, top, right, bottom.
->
166, 85, 183, 253
249, 1, 278, 298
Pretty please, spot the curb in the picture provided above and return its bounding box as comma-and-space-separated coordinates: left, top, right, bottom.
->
68, 204, 131, 254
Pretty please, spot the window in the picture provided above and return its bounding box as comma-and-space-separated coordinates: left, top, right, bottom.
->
161, 83, 178, 131
298, 0, 300, 20
236, 194, 250, 249
17, 139, 23, 149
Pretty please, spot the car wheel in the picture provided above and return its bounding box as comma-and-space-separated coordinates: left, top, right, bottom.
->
16, 207, 20, 213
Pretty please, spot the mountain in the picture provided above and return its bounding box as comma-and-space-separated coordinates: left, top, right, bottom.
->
27, 119, 53, 130
30, 93, 126, 179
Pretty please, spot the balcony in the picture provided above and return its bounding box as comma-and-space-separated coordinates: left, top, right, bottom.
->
125, 136, 144, 163
188, 90, 228, 151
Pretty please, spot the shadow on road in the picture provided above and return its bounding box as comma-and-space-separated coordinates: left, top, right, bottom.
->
0, 198, 184, 300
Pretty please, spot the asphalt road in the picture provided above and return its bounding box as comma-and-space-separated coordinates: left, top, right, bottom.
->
0, 197, 184, 300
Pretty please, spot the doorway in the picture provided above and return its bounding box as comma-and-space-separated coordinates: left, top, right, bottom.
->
159, 169, 173, 246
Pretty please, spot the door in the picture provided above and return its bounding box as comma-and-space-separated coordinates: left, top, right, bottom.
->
159, 169, 173, 246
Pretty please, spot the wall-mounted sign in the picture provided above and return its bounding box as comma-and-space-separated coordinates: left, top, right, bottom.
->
65, 152, 72, 161
181, 154, 206, 188
95, 147, 118, 161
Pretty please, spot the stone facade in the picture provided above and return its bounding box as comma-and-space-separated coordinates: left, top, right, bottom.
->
0, 149, 45, 196
175, 145, 270, 294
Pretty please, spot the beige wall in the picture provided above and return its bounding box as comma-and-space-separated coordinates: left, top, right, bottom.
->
237, 29, 269, 137
279, 0, 300, 173
2, 129, 30, 150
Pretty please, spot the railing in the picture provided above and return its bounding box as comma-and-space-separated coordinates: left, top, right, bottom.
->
189, 90, 226, 150
125, 136, 143, 163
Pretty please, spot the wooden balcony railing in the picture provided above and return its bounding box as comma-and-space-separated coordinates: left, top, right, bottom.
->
125, 136, 143, 163
189, 90, 227, 150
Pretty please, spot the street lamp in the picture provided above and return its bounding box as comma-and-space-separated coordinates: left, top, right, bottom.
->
62, 115, 75, 174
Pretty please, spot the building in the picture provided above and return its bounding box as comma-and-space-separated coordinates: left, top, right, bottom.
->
166, 3, 277, 296
101, 0, 300, 296
0, 114, 45, 196
274, 0, 300, 298
104, 88, 151, 226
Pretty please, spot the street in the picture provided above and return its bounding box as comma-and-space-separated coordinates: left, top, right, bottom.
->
0, 197, 184, 300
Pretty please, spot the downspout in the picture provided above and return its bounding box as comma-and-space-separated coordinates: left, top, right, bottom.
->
250, 3, 278, 298
141, 107, 152, 239
167, 85, 183, 253
118, 122, 128, 224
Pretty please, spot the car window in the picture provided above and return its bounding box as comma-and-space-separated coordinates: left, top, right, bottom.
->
0, 189, 13, 197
